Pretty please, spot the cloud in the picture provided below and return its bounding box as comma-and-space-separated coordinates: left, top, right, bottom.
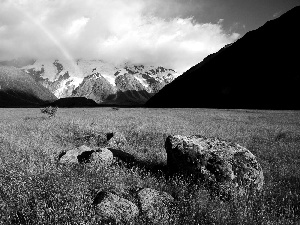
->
66, 17, 90, 38
0, 0, 239, 73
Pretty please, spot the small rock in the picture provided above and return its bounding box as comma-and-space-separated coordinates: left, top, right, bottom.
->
137, 188, 174, 224
92, 148, 114, 166
93, 191, 139, 224
165, 135, 264, 199
107, 132, 128, 149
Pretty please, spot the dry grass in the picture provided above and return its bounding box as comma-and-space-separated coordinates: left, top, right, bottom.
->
0, 107, 300, 224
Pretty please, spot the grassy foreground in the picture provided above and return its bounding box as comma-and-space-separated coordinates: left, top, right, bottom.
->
0, 108, 300, 224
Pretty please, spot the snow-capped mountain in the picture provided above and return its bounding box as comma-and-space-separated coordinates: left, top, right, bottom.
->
21, 59, 178, 105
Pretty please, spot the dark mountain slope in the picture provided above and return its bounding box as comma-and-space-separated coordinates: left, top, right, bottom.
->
146, 6, 300, 109
48, 97, 98, 108
0, 66, 57, 107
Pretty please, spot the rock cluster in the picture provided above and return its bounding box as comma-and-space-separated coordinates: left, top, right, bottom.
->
92, 188, 174, 224
58, 131, 264, 223
58, 131, 128, 165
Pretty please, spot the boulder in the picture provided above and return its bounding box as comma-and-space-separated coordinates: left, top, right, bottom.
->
107, 132, 128, 149
137, 188, 174, 224
92, 148, 114, 166
165, 135, 264, 199
59, 145, 93, 164
59, 145, 113, 165
92, 191, 139, 224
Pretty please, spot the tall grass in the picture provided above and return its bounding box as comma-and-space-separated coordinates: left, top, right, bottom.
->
0, 108, 300, 224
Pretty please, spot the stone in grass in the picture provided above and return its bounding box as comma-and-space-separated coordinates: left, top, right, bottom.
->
92, 147, 114, 166
92, 191, 139, 224
59, 145, 93, 164
165, 135, 264, 199
59, 145, 113, 165
137, 188, 174, 225
107, 132, 128, 149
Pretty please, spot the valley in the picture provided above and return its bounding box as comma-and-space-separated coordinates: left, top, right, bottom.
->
1, 1, 299, 224
0, 107, 300, 224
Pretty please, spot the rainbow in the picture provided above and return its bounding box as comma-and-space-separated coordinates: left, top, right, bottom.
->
12, 2, 82, 77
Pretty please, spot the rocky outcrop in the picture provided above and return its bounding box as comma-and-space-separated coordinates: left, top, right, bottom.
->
165, 135, 264, 199
92, 191, 139, 224
137, 188, 174, 224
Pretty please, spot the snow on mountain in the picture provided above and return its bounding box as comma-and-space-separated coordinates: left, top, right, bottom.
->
72, 72, 117, 104
21, 59, 178, 105
101, 74, 116, 87
54, 76, 84, 98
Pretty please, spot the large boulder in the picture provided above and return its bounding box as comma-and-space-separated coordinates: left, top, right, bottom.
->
137, 188, 174, 224
92, 191, 139, 224
165, 135, 264, 198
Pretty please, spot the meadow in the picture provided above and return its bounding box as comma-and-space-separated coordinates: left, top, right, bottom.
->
0, 107, 300, 224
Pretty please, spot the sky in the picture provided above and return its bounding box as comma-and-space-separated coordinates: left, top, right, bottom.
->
0, 0, 299, 73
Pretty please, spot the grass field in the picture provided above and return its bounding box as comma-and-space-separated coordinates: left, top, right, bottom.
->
1, 107, 300, 224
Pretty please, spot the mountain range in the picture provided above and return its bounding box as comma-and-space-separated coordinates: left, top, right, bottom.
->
1, 6, 299, 109
146, 6, 300, 110
0, 59, 178, 107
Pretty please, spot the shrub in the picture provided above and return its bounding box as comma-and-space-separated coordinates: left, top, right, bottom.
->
40, 106, 58, 118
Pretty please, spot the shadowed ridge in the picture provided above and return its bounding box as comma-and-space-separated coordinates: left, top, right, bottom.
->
105, 90, 154, 106
47, 97, 98, 108
146, 6, 300, 110
0, 66, 57, 107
